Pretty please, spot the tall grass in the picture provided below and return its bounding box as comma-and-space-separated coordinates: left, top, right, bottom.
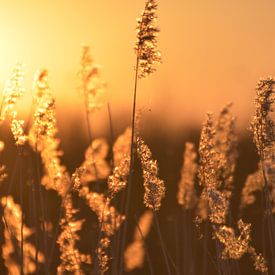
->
0, 0, 274, 274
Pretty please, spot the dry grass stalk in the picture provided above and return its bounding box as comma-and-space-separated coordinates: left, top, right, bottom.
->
1, 196, 45, 274
77, 186, 124, 273
28, 70, 90, 273
78, 187, 124, 237
250, 77, 275, 211
198, 106, 267, 273
119, 0, 162, 270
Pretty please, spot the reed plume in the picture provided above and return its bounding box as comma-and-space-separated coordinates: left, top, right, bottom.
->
250, 77, 275, 273
10, 118, 27, 146
214, 220, 267, 273
29, 70, 70, 196
251, 77, 274, 161
136, 136, 165, 211
135, 0, 162, 78
28, 70, 90, 273
57, 195, 92, 274
119, 0, 162, 270
73, 138, 111, 187
198, 106, 267, 273
0, 64, 24, 122
108, 127, 131, 198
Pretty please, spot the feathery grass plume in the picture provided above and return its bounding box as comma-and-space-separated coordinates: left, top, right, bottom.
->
198, 109, 267, 273
248, 246, 269, 274
124, 210, 153, 271
10, 118, 27, 146
71, 133, 126, 273
135, 0, 162, 78
119, 1, 162, 270
251, 78, 275, 208
250, 77, 275, 206
108, 127, 131, 197
0, 64, 27, 146
198, 113, 218, 190
0, 64, 24, 122
96, 237, 111, 274
78, 187, 124, 236
29, 70, 70, 196
251, 77, 275, 272
214, 220, 267, 273
1, 196, 45, 274
28, 70, 89, 273
57, 195, 92, 274
198, 113, 229, 224
251, 77, 274, 161
177, 142, 198, 209
75, 138, 111, 186
214, 103, 238, 199
76, 187, 124, 273
198, 104, 237, 223
136, 136, 165, 211
240, 167, 264, 210
78, 45, 105, 113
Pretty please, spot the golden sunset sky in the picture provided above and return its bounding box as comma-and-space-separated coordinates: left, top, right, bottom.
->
1, 0, 275, 132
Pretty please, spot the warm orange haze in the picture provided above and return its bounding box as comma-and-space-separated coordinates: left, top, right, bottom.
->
0, 1, 274, 275
1, 0, 275, 130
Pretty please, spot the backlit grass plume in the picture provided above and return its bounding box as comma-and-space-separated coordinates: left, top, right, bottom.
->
0, 64, 27, 146
108, 127, 131, 198
57, 195, 92, 274
1, 196, 45, 274
214, 220, 267, 273
177, 142, 198, 209
137, 136, 165, 211
136, 0, 162, 78
198, 107, 267, 273
250, 77, 275, 273
29, 70, 71, 196
0, 64, 24, 122
251, 77, 274, 161
74, 138, 111, 186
